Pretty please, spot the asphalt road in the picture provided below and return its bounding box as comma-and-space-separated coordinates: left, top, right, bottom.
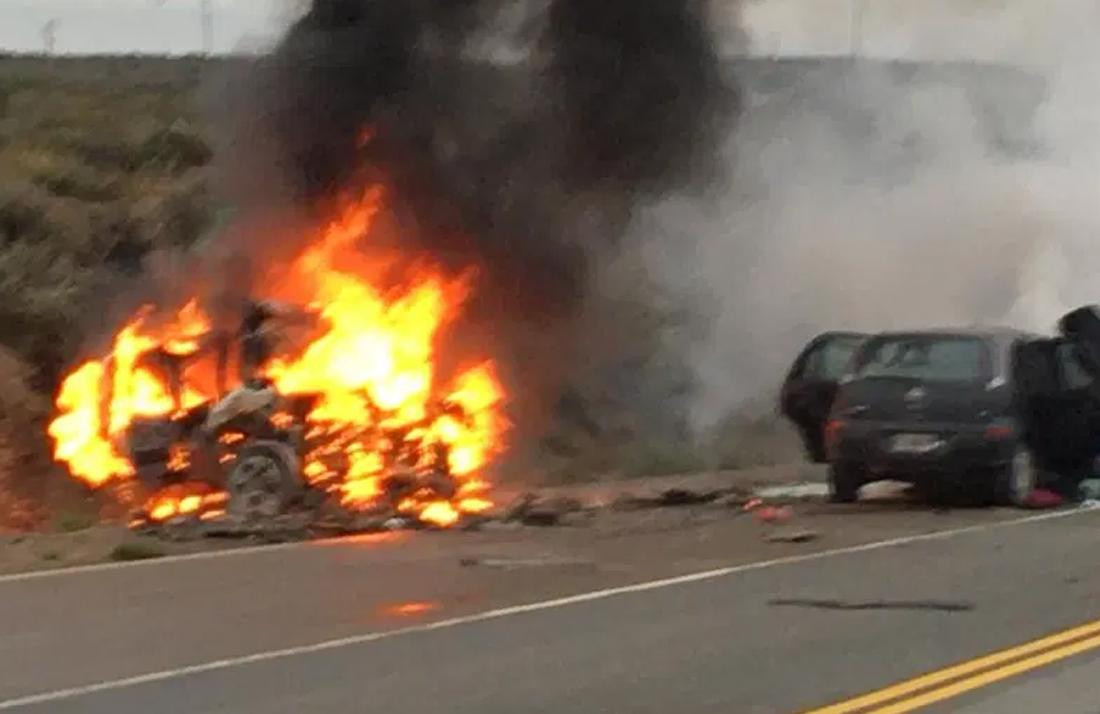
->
0, 504, 1097, 713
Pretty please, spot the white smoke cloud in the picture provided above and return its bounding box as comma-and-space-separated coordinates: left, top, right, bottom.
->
639, 0, 1100, 430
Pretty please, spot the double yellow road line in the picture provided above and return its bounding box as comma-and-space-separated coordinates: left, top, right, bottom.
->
803, 618, 1100, 713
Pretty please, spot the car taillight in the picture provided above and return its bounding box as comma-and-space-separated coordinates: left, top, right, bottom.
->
983, 423, 1014, 441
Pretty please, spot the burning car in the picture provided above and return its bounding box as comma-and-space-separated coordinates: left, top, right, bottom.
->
781, 307, 1100, 505
48, 189, 506, 530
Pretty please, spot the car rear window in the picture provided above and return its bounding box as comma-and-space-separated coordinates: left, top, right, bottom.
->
855, 336, 991, 381
804, 336, 864, 379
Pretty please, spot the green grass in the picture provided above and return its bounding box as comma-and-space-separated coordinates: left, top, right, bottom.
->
0, 55, 221, 388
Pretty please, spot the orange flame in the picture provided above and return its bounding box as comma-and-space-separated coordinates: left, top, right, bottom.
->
48, 186, 508, 526
142, 484, 226, 524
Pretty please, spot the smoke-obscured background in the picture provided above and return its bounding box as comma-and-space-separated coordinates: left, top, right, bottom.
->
511, 0, 1100, 480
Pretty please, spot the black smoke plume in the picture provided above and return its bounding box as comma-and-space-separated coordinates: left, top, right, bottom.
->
215, 0, 740, 463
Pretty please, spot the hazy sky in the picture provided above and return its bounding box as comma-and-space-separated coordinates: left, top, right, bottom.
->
0, 1, 1048, 62
0, 1, 291, 55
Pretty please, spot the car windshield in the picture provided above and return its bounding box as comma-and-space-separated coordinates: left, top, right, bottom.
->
855, 335, 991, 381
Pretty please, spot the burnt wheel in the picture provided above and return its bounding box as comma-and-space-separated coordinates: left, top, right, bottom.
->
226, 441, 302, 520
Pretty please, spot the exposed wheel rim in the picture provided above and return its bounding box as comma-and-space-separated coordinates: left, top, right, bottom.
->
228, 454, 287, 519
1010, 447, 1036, 504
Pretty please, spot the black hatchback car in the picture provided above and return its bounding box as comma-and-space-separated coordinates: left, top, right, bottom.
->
781, 320, 1100, 505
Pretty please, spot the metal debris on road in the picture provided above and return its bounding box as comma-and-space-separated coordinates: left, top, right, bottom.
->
459, 556, 595, 569
1078, 478, 1100, 502
768, 598, 972, 612
753, 505, 794, 524
753, 482, 829, 501
765, 527, 819, 543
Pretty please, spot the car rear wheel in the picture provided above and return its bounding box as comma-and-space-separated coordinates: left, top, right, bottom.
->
828, 462, 862, 503
994, 445, 1037, 507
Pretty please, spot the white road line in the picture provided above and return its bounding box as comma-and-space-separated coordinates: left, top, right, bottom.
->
0, 506, 1092, 710
0, 532, 408, 585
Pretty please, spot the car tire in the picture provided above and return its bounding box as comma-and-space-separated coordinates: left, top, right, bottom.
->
993, 444, 1037, 507
923, 478, 960, 507
828, 463, 861, 503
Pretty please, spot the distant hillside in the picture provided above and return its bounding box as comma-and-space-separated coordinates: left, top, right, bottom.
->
0, 55, 225, 387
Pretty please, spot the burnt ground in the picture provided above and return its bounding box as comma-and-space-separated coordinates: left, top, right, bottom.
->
0, 462, 1056, 577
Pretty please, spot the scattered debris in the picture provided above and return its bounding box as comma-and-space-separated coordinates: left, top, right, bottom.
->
502, 493, 586, 527
714, 491, 752, 508
858, 481, 914, 501
109, 542, 166, 562
1078, 478, 1100, 502
765, 527, 818, 543
111, 465, 829, 543
459, 556, 595, 569
384, 517, 413, 531
609, 493, 656, 511
1023, 488, 1064, 509
657, 488, 720, 507
768, 598, 974, 613
754, 482, 829, 501
753, 505, 794, 524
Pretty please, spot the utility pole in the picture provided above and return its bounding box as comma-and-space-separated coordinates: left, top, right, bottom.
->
41, 19, 59, 55
200, 0, 214, 55
848, 0, 863, 57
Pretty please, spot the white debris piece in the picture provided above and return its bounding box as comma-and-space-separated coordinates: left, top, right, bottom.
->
203, 385, 280, 433
754, 482, 829, 500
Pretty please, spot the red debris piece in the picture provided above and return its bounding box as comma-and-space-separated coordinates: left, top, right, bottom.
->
1023, 488, 1063, 509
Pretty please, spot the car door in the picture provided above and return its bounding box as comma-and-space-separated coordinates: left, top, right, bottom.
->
1012, 338, 1064, 469
1051, 306, 1100, 475
780, 332, 867, 462
1013, 337, 1100, 477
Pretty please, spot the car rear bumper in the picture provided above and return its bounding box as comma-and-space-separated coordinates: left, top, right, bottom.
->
829, 419, 1016, 479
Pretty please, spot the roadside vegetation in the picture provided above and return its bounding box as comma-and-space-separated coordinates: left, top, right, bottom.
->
0, 55, 220, 525
0, 55, 218, 389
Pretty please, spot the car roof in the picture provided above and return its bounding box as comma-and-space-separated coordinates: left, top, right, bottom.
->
854, 327, 1050, 380
863, 327, 1045, 343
